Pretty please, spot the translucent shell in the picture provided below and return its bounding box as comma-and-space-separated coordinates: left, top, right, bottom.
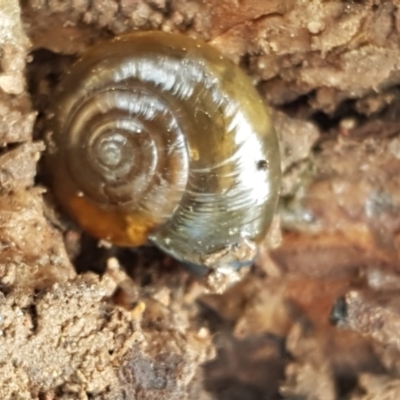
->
46, 31, 281, 268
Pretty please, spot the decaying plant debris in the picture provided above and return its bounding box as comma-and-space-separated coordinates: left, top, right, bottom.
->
1, 0, 400, 398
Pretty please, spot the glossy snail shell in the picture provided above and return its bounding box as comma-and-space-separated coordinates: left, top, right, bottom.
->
45, 31, 281, 269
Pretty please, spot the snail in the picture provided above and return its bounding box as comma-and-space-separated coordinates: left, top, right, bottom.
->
45, 31, 281, 269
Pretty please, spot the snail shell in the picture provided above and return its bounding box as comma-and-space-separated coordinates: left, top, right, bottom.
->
46, 31, 281, 269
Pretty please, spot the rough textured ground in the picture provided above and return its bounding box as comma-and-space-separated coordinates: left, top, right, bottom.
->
0, 0, 400, 399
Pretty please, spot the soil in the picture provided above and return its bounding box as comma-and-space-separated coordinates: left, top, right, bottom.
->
1, 0, 400, 399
